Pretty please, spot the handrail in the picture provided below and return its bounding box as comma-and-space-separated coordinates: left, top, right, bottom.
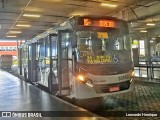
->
134, 60, 160, 80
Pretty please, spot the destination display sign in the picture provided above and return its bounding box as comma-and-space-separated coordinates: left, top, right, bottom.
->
82, 18, 115, 28
86, 55, 112, 64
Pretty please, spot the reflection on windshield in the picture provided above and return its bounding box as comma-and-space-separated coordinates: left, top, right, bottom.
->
76, 30, 131, 64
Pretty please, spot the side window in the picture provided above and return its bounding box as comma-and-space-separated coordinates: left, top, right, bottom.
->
51, 37, 57, 57
113, 36, 129, 50
61, 32, 70, 48
45, 37, 50, 57
114, 38, 123, 50
78, 38, 89, 51
61, 32, 70, 59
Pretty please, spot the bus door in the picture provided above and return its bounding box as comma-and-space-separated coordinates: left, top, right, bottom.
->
19, 48, 22, 75
48, 34, 58, 93
28, 43, 37, 82
27, 45, 32, 82
57, 30, 71, 96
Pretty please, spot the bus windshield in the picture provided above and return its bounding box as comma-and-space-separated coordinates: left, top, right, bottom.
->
76, 30, 131, 64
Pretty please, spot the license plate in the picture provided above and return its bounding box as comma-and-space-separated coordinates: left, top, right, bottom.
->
109, 86, 120, 92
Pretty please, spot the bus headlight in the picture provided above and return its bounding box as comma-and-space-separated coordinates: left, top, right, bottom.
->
77, 75, 94, 88
77, 75, 85, 82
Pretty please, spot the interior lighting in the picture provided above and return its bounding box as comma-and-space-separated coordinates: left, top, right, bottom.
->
23, 14, 41, 17
7, 35, 17, 38
101, 3, 117, 8
9, 31, 21, 33
16, 24, 31, 27
146, 23, 155, 26
140, 30, 147, 33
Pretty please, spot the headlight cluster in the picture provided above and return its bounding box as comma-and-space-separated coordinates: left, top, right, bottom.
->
76, 75, 94, 88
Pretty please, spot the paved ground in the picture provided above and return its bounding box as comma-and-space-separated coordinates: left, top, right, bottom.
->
2, 67, 160, 120
96, 80, 160, 120
0, 68, 106, 120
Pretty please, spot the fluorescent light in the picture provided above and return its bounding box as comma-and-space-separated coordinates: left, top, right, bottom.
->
150, 40, 154, 43
7, 35, 17, 38
9, 31, 21, 33
146, 23, 155, 26
101, 3, 117, 8
140, 30, 147, 33
23, 14, 41, 17
16, 24, 31, 27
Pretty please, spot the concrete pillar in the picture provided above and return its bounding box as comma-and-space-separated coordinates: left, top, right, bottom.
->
31, 43, 37, 82
144, 30, 151, 61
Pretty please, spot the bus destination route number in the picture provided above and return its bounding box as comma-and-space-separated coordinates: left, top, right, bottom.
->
86, 55, 112, 64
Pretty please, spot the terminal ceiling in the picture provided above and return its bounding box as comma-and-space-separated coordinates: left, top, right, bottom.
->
0, 0, 160, 41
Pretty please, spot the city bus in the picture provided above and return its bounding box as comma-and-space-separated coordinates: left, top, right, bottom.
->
19, 15, 134, 99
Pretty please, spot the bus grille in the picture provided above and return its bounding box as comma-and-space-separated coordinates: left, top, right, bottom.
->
94, 81, 130, 93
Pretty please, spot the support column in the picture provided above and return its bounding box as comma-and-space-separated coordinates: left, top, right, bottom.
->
31, 43, 37, 82
143, 31, 150, 61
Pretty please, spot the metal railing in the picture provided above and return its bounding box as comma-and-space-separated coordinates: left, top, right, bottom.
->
134, 59, 160, 81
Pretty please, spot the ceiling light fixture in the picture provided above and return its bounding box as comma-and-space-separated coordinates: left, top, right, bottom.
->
23, 14, 41, 17
101, 3, 117, 8
16, 24, 31, 27
7, 35, 17, 38
140, 30, 147, 33
146, 23, 155, 26
151, 37, 156, 40
9, 31, 22, 33
150, 40, 154, 43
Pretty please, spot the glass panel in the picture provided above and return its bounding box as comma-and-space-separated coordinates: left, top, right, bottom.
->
76, 30, 131, 64
51, 35, 58, 79
28, 45, 31, 60
60, 32, 70, 94
22, 46, 28, 68
156, 42, 160, 57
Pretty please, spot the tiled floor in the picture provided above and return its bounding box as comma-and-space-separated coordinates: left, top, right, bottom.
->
98, 80, 160, 120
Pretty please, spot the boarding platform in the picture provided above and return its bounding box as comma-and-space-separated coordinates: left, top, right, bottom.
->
0, 69, 106, 120
1, 66, 160, 120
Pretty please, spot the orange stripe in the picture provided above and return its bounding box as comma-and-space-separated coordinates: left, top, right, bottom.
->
0, 51, 17, 56
0, 42, 17, 46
